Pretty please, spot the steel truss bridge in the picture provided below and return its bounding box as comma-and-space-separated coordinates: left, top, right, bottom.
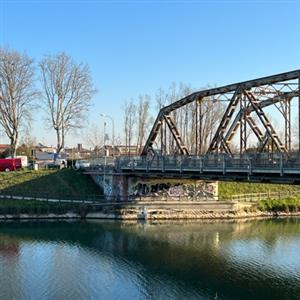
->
142, 69, 300, 156
114, 70, 300, 183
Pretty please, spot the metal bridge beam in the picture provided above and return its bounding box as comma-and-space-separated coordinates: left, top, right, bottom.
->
163, 114, 189, 155
141, 111, 163, 155
162, 70, 300, 114
142, 70, 300, 156
221, 91, 296, 154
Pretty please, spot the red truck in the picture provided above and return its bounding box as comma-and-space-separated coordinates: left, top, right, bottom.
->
0, 158, 22, 172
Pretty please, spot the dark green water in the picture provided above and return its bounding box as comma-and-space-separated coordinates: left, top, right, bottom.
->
0, 218, 300, 299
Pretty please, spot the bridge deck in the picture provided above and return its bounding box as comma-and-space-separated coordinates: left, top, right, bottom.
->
107, 154, 300, 183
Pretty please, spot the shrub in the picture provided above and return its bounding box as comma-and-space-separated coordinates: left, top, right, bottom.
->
258, 197, 300, 212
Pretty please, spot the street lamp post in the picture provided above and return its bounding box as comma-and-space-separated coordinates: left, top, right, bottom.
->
103, 121, 107, 148
100, 113, 115, 156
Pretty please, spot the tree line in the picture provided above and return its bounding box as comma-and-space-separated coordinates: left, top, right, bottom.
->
122, 83, 225, 155
0, 47, 95, 157
0, 47, 225, 158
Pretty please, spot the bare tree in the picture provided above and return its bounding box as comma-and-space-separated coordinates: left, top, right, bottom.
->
0, 48, 37, 157
198, 97, 224, 153
40, 53, 95, 154
163, 83, 224, 154
17, 129, 37, 158
82, 122, 102, 149
151, 83, 225, 154
163, 82, 194, 153
136, 94, 151, 153
155, 87, 168, 111
123, 99, 136, 155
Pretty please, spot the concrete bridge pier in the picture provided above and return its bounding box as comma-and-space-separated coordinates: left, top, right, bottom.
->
90, 173, 218, 202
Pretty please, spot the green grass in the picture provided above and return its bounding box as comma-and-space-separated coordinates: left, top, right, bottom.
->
257, 197, 300, 213
0, 199, 78, 214
0, 198, 102, 215
0, 169, 101, 197
219, 181, 300, 199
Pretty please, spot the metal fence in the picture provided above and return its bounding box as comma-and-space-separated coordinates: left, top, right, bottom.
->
220, 190, 300, 202
1, 189, 299, 205
0, 190, 107, 204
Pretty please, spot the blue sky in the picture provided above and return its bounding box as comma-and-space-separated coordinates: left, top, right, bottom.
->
0, 0, 300, 147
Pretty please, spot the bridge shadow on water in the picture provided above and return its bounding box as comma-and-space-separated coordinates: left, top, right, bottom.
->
0, 218, 300, 299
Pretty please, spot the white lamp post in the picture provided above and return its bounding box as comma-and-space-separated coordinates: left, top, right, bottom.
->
100, 113, 115, 156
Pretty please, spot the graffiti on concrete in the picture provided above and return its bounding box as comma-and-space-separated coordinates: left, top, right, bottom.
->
128, 178, 217, 200
103, 179, 112, 196
168, 186, 185, 197
91, 174, 217, 200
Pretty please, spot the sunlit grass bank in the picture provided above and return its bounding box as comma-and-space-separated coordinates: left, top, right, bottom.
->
0, 169, 100, 196
219, 181, 300, 199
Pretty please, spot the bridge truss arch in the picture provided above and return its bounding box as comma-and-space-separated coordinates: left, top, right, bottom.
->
141, 70, 300, 157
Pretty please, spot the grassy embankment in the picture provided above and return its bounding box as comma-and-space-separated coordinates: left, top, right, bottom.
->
0, 168, 100, 195
219, 181, 300, 212
218, 181, 300, 199
0, 169, 101, 215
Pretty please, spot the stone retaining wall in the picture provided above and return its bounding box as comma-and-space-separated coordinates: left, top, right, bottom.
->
1, 202, 300, 220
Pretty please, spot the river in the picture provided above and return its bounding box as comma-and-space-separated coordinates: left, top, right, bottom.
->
0, 218, 300, 299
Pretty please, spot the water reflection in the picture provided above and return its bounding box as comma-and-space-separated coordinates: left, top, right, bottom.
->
0, 219, 300, 299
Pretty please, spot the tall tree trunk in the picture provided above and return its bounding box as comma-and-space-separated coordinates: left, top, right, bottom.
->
10, 138, 17, 158
56, 129, 62, 154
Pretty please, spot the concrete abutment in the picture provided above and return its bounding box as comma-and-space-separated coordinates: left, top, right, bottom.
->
90, 173, 218, 201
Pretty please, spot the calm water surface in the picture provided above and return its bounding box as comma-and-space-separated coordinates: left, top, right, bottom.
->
0, 218, 300, 299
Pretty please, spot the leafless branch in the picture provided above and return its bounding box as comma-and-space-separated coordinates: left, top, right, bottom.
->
0, 47, 38, 157
39, 52, 96, 154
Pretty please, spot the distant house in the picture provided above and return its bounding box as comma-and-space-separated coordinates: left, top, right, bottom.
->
36, 143, 56, 153
35, 151, 55, 161
64, 144, 92, 160
92, 145, 142, 157
115, 145, 142, 156
34, 143, 58, 166
0, 144, 10, 155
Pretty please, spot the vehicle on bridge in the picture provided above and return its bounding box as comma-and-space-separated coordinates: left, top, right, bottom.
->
75, 159, 90, 170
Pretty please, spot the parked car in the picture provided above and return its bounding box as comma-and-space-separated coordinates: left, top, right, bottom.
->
127, 160, 138, 168
75, 160, 90, 169
0, 158, 22, 172
54, 158, 67, 168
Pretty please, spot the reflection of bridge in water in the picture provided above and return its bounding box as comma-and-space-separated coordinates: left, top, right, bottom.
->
1, 220, 299, 299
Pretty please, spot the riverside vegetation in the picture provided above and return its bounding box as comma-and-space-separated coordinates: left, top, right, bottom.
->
257, 198, 300, 213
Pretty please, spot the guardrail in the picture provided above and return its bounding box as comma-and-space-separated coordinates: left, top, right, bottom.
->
111, 153, 300, 177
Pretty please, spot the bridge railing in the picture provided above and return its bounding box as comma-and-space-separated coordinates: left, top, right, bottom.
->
114, 153, 300, 174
